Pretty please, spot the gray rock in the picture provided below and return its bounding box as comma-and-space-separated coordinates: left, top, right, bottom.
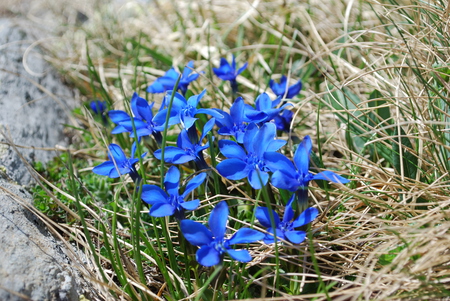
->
0, 19, 93, 301
0, 174, 84, 301
0, 18, 77, 186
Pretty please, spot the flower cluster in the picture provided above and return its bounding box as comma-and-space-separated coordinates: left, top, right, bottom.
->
91, 57, 350, 267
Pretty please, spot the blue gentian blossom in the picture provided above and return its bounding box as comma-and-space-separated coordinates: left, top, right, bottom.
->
217, 122, 286, 189
181, 201, 264, 267
244, 92, 291, 124
265, 135, 349, 209
214, 97, 252, 143
154, 90, 222, 130
256, 195, 319, 244
213, 55, 248, 94
265, 135, 350, 192
89, 100, 107, 115
108, 92, 169, 144
141, 166, 206, 219
146, 61, 202, 95
274, 109, 294, 132
92, 142, 146, 182
269, 75, 302, 99
154, 118, 215, 170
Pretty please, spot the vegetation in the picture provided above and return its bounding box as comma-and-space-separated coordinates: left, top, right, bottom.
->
27, 0, 450, 300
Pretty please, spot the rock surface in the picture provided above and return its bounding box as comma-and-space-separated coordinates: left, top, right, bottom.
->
0, 18, 77, 186
0, 18, 90, 301
0, 173, 82, 301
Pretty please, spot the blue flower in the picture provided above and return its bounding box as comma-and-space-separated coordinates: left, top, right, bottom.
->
141, 166, 206, 219
269, 75, 302, 99
108, 93, 169, 144
264, 135, 350, 192
89, 100, 107, 114
256, 195, 319, 244
154, 118, 215, 169
244, 92, 291, 124
181, 201, 264, 267
214, 97, 250, 143
213, 55, 248, 93
217, 123, 286, 189
154, 90, 222, 130
93, 142, 146, 181
273, 109, 294, 132
146, 61, 202, 95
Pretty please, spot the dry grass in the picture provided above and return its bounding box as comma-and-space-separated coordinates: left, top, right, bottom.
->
4, 0, 450, 300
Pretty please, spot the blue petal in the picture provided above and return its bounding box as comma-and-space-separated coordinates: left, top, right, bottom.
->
312, 170, 350, 184
285, 230, 306, 244
264, 152, 296, 173
230, 97, 246, 124
135, 96, 154, 122
255, 207, 280, 228
243, 123, 258, 153
157, 76, 177, 90
227, 228, 264, 245
253, 123, 277, 156
108, 110, 130, 123
217, 159, 249, 180
266, 139, 287, 152
219, 140, 246, 159
154, 147, 186, 163
111, 125, 128, 134
108, 144, 126, 164
92, 161, 115, 177
209, 201, 228, 241
294, 135, 312, 175
180, 199, 200, 211
180, 220, 213, 246
236, 62, 248, 75
283, 195, 295, 222
141, 184, 168, 205
255, 93, 273, 111
164, 166, 180, 195
182, 173, 207, 197
181, 115, 197, 129
200, 117, 216, 141
119, 119, 148, 132
197, 245, 221, 267
150, 202, 176, 217
147, 81, 166, 93
292, 207, 319, 228
270, 170, 300, 192
286, 80, 302, 99
182, 61, 195, 78
245, 109, 268, 123
197, 108, 224, 120
187, 89, 206, 107
225, 249, 252, 262
248, 169, 269, 189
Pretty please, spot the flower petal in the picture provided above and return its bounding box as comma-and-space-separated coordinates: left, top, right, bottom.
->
283, 195, 295, 223
285, 230, 307, 244
219, 140, 246, 159
182, 173, 207, 197
217, 159, 249, 180
312, 170, 350, 184
264, 152, 295, 173
248, 169, 269, 189
108, 110, 130, 123
292, 207, 319, 228
180, 199, 200, 211
270, 170, 300, 192
208, 201, 228, 241
226, 249, 252, 262
141, 184, 168, 205
255, 207, 280, 228
196, 245, 221, 267
150, 202, 175, 217
92, 161, 115, 177
181, 220, 213, 246
228, 228, 264, 245
294, 135, 312, 175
